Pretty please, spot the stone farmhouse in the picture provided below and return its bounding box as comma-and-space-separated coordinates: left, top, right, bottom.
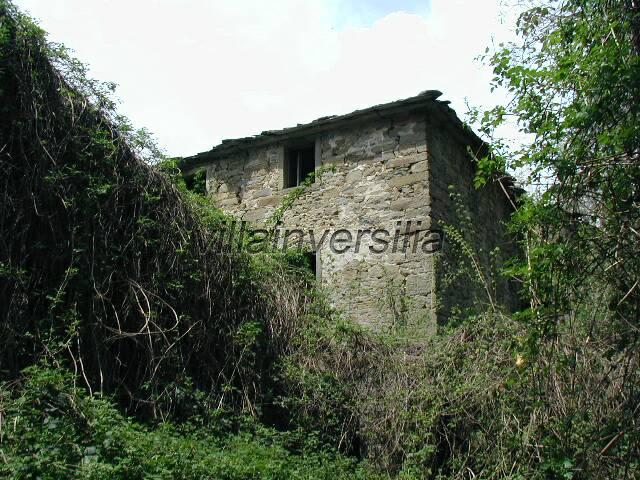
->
182, 91, 519, 330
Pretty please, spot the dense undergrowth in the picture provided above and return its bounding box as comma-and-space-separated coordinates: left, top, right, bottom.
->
0, 2, 373, 477
0, 0, 308, 420
0, 365, 375, 480
1, 0, 640, 479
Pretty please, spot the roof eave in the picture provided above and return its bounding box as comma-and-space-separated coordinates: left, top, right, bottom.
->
180, 91, 453, 172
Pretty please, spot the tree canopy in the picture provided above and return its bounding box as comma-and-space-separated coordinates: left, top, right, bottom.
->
477, 0, 640, 341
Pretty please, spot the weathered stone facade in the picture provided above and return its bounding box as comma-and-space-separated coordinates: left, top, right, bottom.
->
183, 91, 519, 330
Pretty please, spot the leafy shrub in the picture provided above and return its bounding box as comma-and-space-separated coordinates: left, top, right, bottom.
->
0, 364, 380, 480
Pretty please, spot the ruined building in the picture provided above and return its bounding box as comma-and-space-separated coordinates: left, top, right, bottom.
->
182, 91, 519, 329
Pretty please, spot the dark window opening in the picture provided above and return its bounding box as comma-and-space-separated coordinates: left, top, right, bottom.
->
305, 251, 317, 277
302, 251, 318, 284
284, 144, 315, 188
183, 170, 207, 195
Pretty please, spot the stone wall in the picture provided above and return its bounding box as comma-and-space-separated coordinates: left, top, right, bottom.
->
203, 110, 518, 329
205, 112, 438, 330
427, 116, 520, 319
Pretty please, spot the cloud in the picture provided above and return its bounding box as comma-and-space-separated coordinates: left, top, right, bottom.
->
14, 0, 515, 157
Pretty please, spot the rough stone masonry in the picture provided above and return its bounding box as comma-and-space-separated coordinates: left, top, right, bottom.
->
182, 91, 520, 330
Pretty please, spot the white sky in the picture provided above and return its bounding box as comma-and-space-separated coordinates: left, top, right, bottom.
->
14, 0, 517, 158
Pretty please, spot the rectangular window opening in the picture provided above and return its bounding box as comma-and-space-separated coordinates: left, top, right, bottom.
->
284, 143, 315, 188
303, 251, 320, 283
305, 251, 317, 277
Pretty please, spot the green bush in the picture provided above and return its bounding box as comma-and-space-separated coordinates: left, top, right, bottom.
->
0, 364, 380, 480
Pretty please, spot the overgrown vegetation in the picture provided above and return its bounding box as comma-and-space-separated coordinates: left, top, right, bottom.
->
0, 0, 309, 421
0, 365, 376, 480
469, 0, 640, 476
0, 2, 372, 477
1, 0, 639, 478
